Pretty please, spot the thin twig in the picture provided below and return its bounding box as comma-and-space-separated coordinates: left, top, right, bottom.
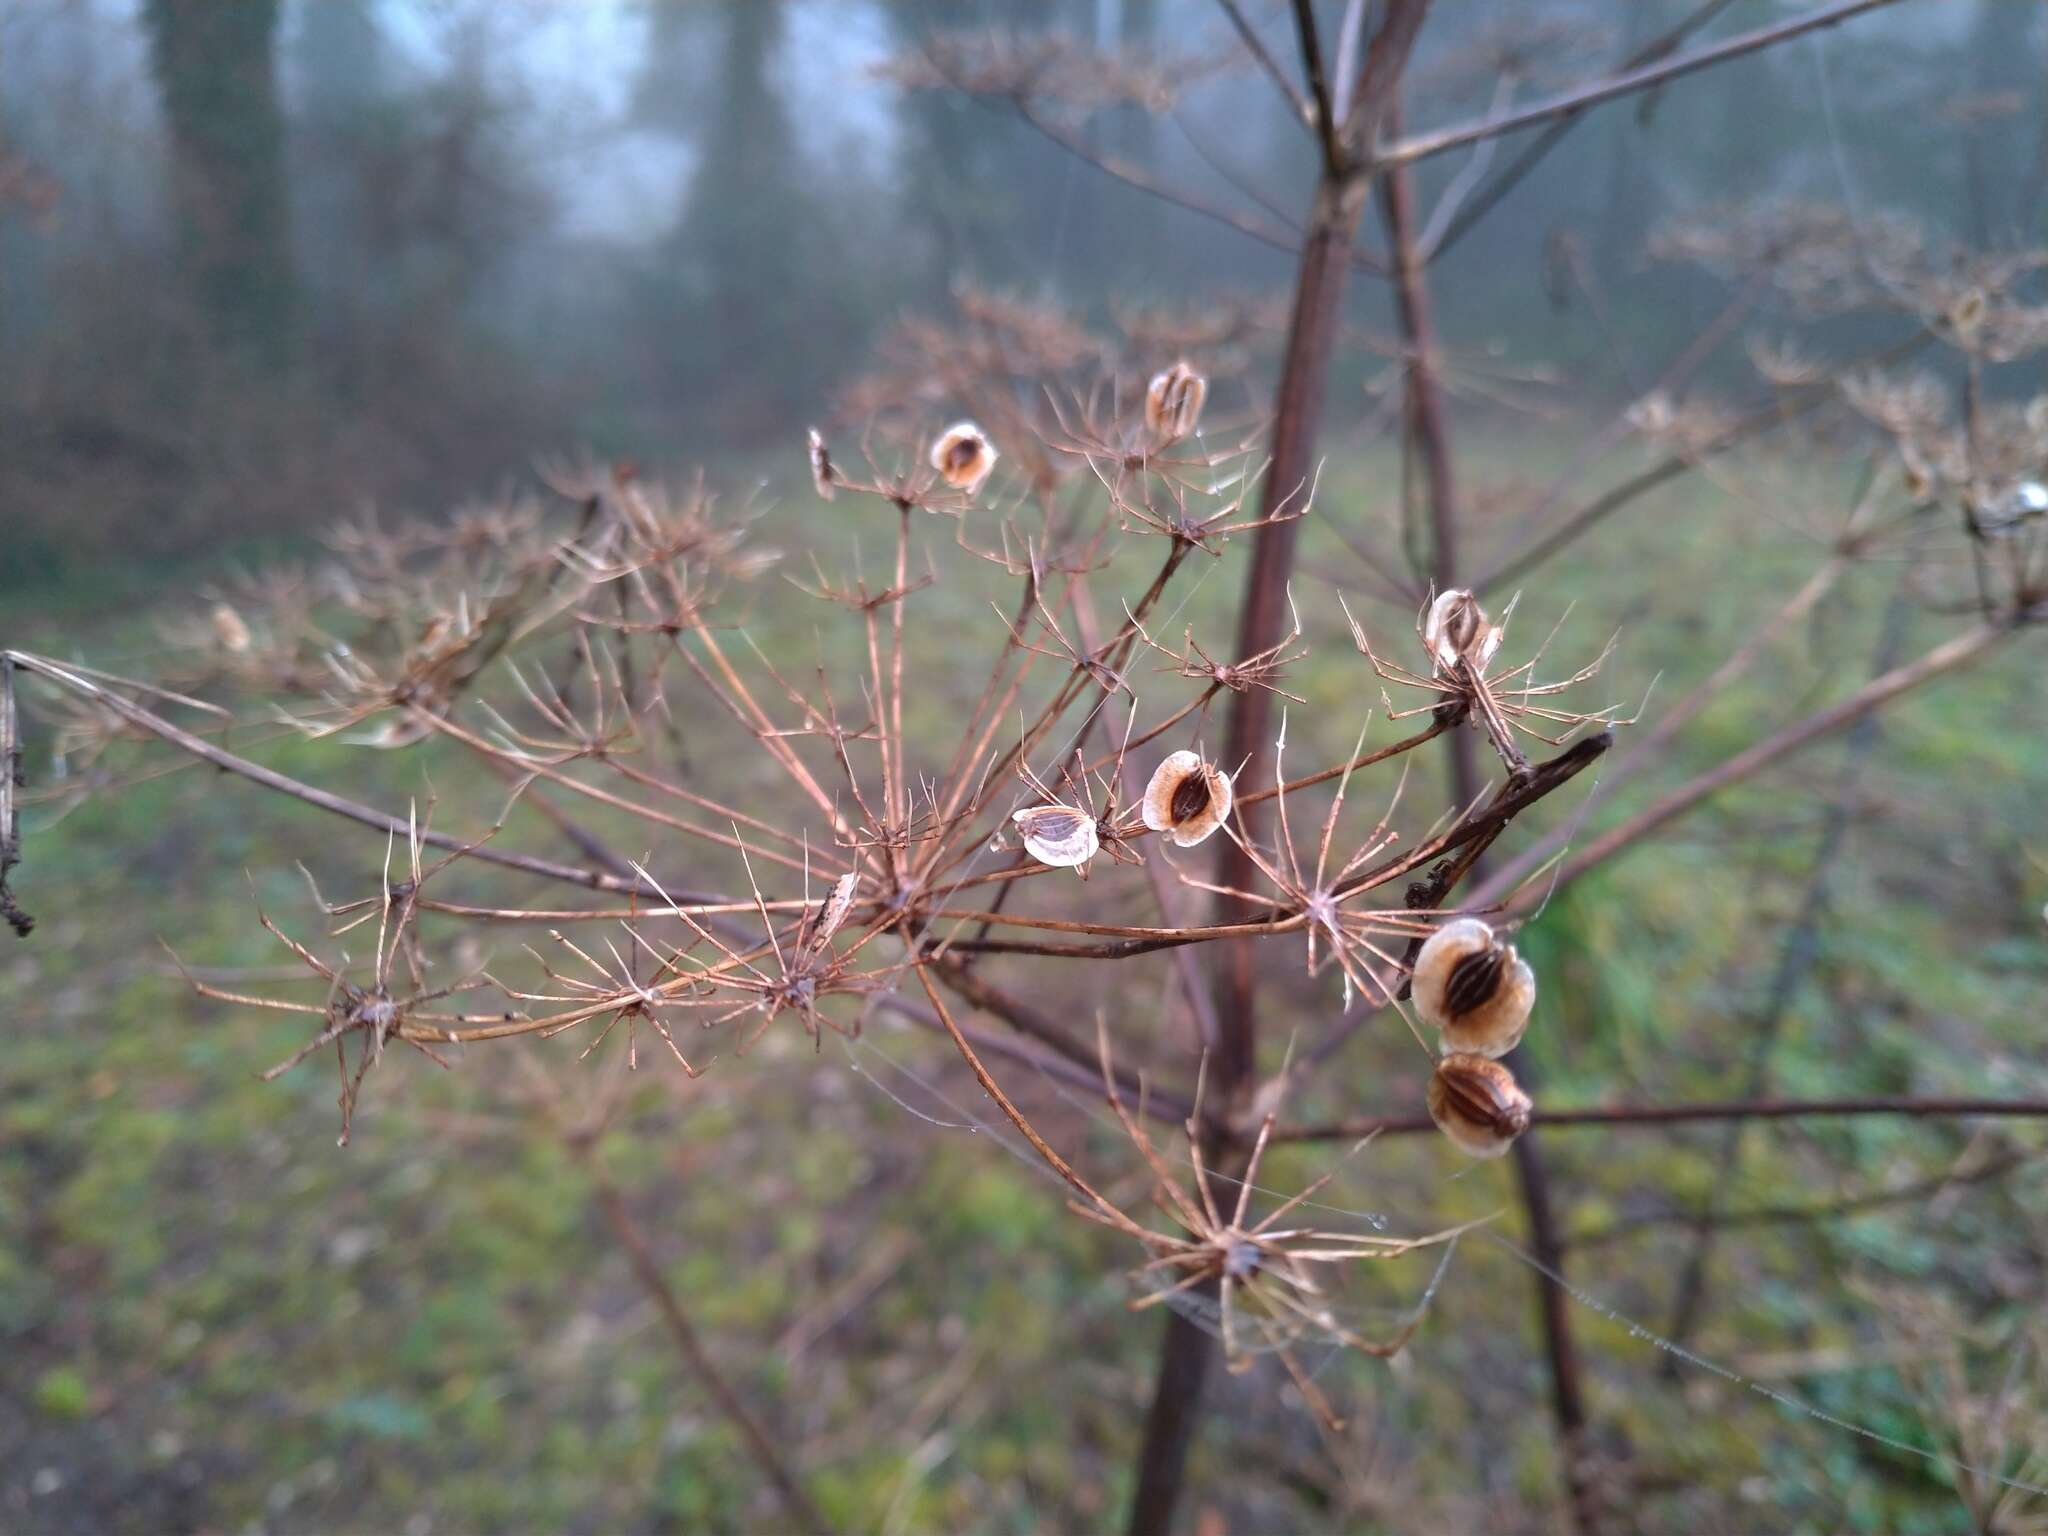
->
1376, 0, 1913, 169
1271, 1095, 2048, 1143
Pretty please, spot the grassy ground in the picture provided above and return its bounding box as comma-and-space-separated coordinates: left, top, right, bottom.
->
3, 432, 2046, 1533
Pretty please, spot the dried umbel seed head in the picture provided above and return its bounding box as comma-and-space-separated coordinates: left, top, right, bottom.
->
1422, 588, 1502, 676
1145, 360, 1207, 443
1012, 804, 1098, 871
210, 603, 252, 654
1140, 749, 1232, 847
1427, 1053, 1533, 1158
1410, 916, 1535, 1058
1974, 480, 2048, 537
807, 427, 836, 502
930, 420, 998, 497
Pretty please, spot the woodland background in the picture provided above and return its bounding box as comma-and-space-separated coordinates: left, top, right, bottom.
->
4, 2, 2048, 1533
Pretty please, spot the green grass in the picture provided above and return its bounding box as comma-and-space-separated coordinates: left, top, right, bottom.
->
4, 433, 2046, 1533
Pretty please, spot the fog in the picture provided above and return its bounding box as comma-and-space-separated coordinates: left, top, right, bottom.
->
1, 1, 2039, 576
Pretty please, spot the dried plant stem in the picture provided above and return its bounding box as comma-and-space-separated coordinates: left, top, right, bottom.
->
927, 957, 1176, 1112
0, 653, 30, 937
1378, 0, 1912, 170
1659, 580, 1916, 1362
1424, 0, 1742, 260
1568, 1146, 2042, 1250
1271, 1095, 2048, 1143
1474, 326, 1933, 597
911, 958, 1148, 1242
0, 650, 729, 904
1235, 716, 1446, 806
1475, 544, 1854, 901
1480, 618, 2023, 911
577, 1150, 834, 1534
1137, 9, 1431, 1533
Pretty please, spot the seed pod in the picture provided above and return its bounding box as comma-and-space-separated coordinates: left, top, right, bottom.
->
1422, 588, 1502, 676
1145, 361, 1207, 443
1974, 480, 2048, 538
1409, 916, 1535, 1058
1012, 804, 1098, 870
807, 427, 836, 502
930, 421, 998, 497
1427, 1052, 1533, 1158
1950, 288, 1987, 343
210, 603, 252, 655
1140, 750, 1232, 847
812, 871, 858, 949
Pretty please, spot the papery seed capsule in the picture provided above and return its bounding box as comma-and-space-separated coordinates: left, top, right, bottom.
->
930, 421, 998, 497
1427, 1052, 1533, 1158
1410, 916, 1535, 1058
1422, 588, 1502, 676
1974, 480, 2048, 538
1140, 750, 1232, 847
1012, 804, 1098, 870
211, 602, 252, 654
1145, 360, 1207, 443
813, 871, 858, 948
807, 427, 836, 502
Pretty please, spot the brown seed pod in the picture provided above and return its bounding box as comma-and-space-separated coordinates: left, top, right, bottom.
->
1144, 360, 1207, 443
929, 420, 998, 496
1422, 588, 1502, 676
1409, 916, 1535, 1058
1139, 749, 1232, 847
1427, 1052, 1533, 1158
806, 427, 836, 502
1012, 804, 1098, 871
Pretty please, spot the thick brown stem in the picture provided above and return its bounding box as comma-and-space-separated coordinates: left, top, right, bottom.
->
1138, 180, 1368, 1532
1511, 1134, 1602, 1531
1128, 1302, 1219, 1536
1136, 11, 1432, 1530
1132, 174, 1365, 1536
1211, 168, 1371, 1101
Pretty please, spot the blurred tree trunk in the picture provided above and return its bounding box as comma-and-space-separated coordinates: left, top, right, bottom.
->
659, 0, 821, 436
1964, 0, 2037, 243
144, 0, 294, 365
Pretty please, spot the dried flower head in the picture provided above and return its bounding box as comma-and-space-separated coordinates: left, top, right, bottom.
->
1140, 749, 1232, 848
210, 603, 253, 655
807, 427, 836, 502
1972, 480, 2048, 538
1422, 588, 1503, 676
930, 420, 999, 497
1410, 916, 1535, 1058
1012, 803, 1099, 872
1145, 360, 1207, 444
1427, 1052, 1533, 1158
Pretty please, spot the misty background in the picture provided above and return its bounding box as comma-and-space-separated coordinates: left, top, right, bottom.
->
2, 0, 2039, 583
6, 4, 2048, 1533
